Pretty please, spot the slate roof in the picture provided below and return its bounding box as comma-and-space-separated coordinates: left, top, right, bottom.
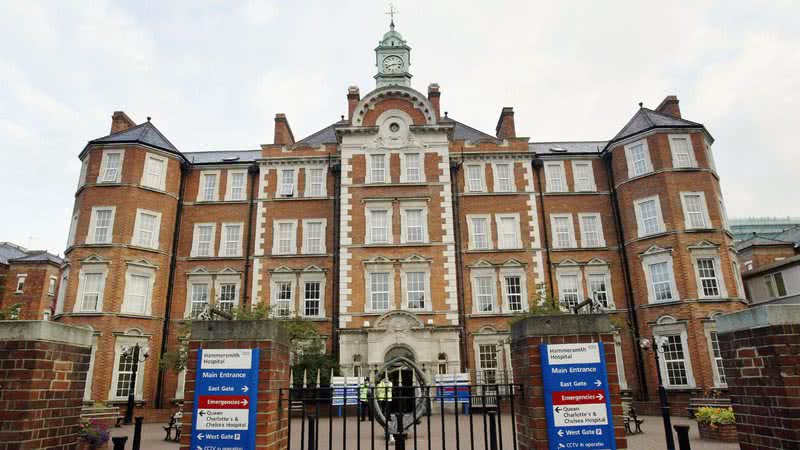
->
88, 121, 181, 155
774, 225, 800, 246
735, 234, 795, 252
11, 251, 63, 265
450, 119, 499, 143
530, 141, 607, 154
294, 122, 342, 147
610, 108, 704, 144
0, 243, 28, 265
183, 150, 262, 164
0, 243, 62, 266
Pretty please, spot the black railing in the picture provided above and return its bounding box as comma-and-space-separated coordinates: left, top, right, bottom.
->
279, 383, 522, 450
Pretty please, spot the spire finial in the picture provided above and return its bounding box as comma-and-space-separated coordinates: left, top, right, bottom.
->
638, 102, 643, 108
386, 3, 398, 29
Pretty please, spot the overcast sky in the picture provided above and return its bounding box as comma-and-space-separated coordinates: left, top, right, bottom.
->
1, 0, 799, 254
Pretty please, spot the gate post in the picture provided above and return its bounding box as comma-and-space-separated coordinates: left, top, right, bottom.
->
179, 320, 291, 450
510, 314, 627, 450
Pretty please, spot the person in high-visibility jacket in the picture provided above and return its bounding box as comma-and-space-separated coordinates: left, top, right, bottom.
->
376, 376, 393, 417
359, 377, 371, 421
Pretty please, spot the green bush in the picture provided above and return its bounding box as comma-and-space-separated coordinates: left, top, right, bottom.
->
695, 407, 736, 426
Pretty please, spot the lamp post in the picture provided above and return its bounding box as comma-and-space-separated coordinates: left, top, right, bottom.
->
640, 337, 675, 450
121, 343, 149, 425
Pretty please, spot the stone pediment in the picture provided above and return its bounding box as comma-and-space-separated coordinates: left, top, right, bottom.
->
501, 259, 525, 267
641, 245, 672, 257
554, 258, 580, 267
586, 258, 609, 266
363, 255, 393, 266
374, 311, 424, 331
80, 254, 110, 264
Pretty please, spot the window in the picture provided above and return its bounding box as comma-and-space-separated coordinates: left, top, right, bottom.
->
475, 276, 495, 312
404, 209, 425, 243
625, 140, 652, 177
142, 154, 166, 190
303, 281, 321, 317
272, 221, 297, 255
123, 274, 150, 315
219, 283, 237, 313
110, 333, 147, 400
466, 164, 485, 192
681, 192, 710, 229
696, 258, 720, 297
469, 216, 491, 250
406, 272, 426, 309
200, 172, 219, 201
81, 273, 103, 312
226, 170, 246, 201
369, 154, 387, 183
404, 153, 422, 182
303, 220, 325, 254
669, 135, 695, 168
369, 210, 390, 244
705, 141, 717, 172
559, 274, 580, 309
709, 331, 726, 385
764, 272, 787, 298
273, 281, 292, 316
370, 273, 390, 311
661, 335, 689, 387
635, 196, 664, 236
78, 158, 88, 189
192, 224, 215, 257
588, 274, 610, 308
279, 169, 295, 197
15, 275, 26, 293
48, 277, 57, 296
504, 276, 523, 312
99, 150, 123, 183
579, 214, 604, 248
649, 262, 674, 302
551, 215, 575, 249
438, 354, 448, 375
718, 197, 730, 231
572, 161, 595, 192
132, 210, 160, 249
353, 355, 363, 378
55, 271, 69, 315
493, 163, 513, 192
544, 162, 566, 192
306, 168, 325, 197
478, 344, 498, 384
496, 215, 521, 249
190, 283, 209, 318
88, 207, 115, 244
67, 211, 79, 248
221, 223, 242, 257
115, 351, 136, 398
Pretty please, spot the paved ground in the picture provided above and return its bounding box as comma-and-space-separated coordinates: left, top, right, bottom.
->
110, 414, 739, 449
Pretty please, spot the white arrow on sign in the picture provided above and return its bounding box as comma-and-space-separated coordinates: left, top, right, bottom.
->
597, 394, 604, 401
242, 398, 249, 407
197, 433, 204, 440
594, 380, 602, 387
557, 429, 564, 437
242, 385, 249, 393
558, 444, 565, 449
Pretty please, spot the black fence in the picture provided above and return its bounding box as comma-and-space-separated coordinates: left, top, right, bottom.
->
279, 383, 522, 450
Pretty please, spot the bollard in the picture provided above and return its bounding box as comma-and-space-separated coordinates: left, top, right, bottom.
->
132, 417, 143, 450
394, 412, 406, 450
674, 425, 692, 450
112, 436, 128, 450
488, 411, 499, 450
307, 415, 317, 450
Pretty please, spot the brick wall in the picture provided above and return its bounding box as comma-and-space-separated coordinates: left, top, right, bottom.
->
0, 321, 92, 450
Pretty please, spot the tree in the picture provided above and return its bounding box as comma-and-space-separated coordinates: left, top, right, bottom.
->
507, 282, 567, 325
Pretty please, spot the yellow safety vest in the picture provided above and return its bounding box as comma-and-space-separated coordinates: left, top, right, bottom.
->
377, 380, 393, 401
359, 384, 369, 401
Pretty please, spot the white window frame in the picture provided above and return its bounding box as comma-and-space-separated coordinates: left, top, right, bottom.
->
556, 267, 583, 311
109, 333, 147, 401
131, 208, 162, 250
704, 322, 727, 388
141, 153, 168, 191
98, 149, 124, 184
642, 251, 680, 304
214, 273, 241, 313
83, 335, 97, 401
613, 334, 628, 390
731, 257, 745, 299
224, 169, 248, 201
48, 276, 57, 296
653, 322, 696, 389
15, 274, 26, 293
578, 213, 605, 248
86, 206, 116, 245
499, 268, 528, 313
624, 139, 653, 178
465, 163, 486, 193
400, 152, 425, 183
550, 214, 577, 249
634, 195, 666, 237
67, 210, 80, 248
304, 167, 327, 197
763, 272, 787, 298
277, 168, 298, 197
491, 162, 515, 193
705, 139, 717, 173
55, 270, 69, 315
185, 276, 211, 318
401, 265, 431, 311
272, 220, 298, 255
73, 264, 108, 313
571, 160, 596, 192
668, 134, 697, 169
495, 214, 522, 249
718, 196, 730, 231
544, 161, 567, 193
78, 157, 89, 189
365, 203, 393, 245
220, 222, 244, 257
466, 214, 493, 250
585, 265, 615, 309
121, 265, 156, 316
191, 223, 216, 257
301, 219, 327, 254
680, 191, 711, 230
400, 202, 429, 244
470, 268, 497, 314
692, 251, 727, 299
197, 170, 221, 202
299, 272, 326, 318
365, 266, 394, 313
367, 154, 388, 184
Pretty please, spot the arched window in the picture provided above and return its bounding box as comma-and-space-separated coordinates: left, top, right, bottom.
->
437, 353, 448, 375
353, 354, 362, 378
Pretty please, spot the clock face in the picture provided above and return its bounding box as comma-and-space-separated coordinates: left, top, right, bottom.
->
383, 55, 404, 73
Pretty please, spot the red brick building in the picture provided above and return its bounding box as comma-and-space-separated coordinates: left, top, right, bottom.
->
0, 242, 63, 320
53, 23, 745, 413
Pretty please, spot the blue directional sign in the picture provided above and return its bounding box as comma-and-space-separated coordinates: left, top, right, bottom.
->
540, 342, 616, 450
190, 348, 260, 450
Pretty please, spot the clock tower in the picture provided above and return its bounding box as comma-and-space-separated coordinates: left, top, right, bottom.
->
374, 21, 412, 88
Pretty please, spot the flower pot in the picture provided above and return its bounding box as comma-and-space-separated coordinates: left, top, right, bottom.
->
698, 422, 738, 442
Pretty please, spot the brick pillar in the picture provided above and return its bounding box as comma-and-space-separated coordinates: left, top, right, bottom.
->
180, 320, 290, 450
0, 320, 92, 450
717, 305, 800, 449
511, 314, 627, 450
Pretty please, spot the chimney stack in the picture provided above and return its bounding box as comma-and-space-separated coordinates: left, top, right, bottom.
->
428, 83, 441, 121
495, 107, 516, 139
273, 113, 295, 145
655, 95, 681, 118
110, 111, 136, 134
347, 86, 360, 123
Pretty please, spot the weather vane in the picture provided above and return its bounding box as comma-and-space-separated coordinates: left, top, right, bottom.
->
386, 3, 398, 28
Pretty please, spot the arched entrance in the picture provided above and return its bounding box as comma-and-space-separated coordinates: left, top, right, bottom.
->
384, 345, 416, 414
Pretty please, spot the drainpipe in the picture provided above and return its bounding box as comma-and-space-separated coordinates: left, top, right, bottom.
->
603, 152, 649, 401
532, 159, 555, 300
449, 159, 469, 373
331, 160, 342, 358
242, 163, 258, 308
155, 160, 188, 409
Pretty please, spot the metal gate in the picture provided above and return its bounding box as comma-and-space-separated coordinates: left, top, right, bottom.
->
279, 383, 522, 450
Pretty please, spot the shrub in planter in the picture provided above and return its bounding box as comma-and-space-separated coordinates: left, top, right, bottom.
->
78, 419, 110, 449
695, 407, 737, 442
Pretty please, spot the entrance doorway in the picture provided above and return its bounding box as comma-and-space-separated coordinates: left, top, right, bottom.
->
384, 346, 416, 414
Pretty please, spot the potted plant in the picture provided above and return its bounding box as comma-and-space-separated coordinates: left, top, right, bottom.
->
695, 406, 737, 442
77, 419, 110, 449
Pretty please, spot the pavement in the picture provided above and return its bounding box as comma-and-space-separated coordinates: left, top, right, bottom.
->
110, 414, 740, 449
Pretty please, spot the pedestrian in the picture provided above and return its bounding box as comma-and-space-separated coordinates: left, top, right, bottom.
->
359, 377, 371, 421
377, 376, 393, 419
